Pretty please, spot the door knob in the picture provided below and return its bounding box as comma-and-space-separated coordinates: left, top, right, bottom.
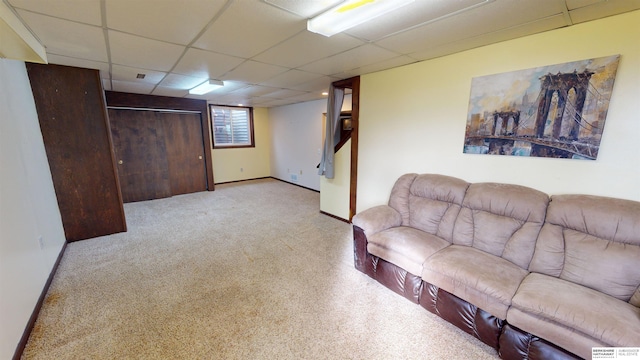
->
198, 155, 203, 160
118, 160, 123, 165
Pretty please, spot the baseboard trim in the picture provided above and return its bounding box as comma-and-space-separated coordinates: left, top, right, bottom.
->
268, 177, 320, 193
214, 177, 272, 186
214, 177, 320, 193
13, 241, 68, 360
320, 210, 350, 223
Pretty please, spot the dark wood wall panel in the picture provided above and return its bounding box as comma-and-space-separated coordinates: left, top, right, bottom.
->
105, 91, 214, 190
26, 63, 126, 241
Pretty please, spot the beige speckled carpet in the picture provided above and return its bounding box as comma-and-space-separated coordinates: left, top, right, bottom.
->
22, 178, 498, 359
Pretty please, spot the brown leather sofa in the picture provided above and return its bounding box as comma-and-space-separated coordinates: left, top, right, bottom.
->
352, 173, 640, 360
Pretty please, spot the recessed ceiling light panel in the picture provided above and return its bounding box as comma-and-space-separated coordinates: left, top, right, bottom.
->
189, 79, 224, 95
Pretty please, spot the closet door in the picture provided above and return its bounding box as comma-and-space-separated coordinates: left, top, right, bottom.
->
109, 109, 208, 202
162, 112, 207, 196
109, 109, 171, 202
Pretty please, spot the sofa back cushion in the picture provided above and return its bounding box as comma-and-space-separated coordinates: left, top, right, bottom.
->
452, 183, 549, 269
529, 195, 640, 305
388, 173, 469, 242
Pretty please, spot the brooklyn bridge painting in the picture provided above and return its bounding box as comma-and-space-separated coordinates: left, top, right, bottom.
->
463, 55, 620, 160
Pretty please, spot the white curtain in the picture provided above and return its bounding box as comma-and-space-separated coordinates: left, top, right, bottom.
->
318, 85, 345, 179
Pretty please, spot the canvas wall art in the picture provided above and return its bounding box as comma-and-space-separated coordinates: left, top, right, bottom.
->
463, 55, 620, 160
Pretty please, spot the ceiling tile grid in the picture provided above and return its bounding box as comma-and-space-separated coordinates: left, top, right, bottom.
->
105, 0, 228, 46
16, 10, 108, 62
192, 0, 305, 59
7, 0, 640, 107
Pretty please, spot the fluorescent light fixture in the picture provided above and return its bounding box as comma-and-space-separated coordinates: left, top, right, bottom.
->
307, 0, 414, 37
189, 79, 224, 95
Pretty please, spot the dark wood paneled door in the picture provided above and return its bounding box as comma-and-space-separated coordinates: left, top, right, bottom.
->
163, 112, 207, 196
109, 109, 207, 202
109, 109, 171, 202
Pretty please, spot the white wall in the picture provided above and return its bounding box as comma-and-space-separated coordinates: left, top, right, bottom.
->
0, 59, 66, 359
211, 107, 271, 183
269, 95, 352, 194
269, 99, 326, 191
356, 11, 640, 212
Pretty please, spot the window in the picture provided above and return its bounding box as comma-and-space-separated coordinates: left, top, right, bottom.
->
209, 105, 254, 148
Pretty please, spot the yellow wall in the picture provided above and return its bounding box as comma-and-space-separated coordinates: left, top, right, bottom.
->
356, 11, 640, 211
319, 97, 354, 220
320, 139, 351, 220
211, 107, 271, 183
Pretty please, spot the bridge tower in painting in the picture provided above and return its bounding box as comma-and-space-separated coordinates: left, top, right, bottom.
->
534, 71, 593, 141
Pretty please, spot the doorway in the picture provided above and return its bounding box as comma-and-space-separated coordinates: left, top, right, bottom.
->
321, 76, 360, 221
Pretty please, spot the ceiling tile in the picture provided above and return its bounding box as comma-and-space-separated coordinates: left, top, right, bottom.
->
375, 0, 568, 55
262, 0, 342, 18
221, 60, 289, 84
253, 97, 295, 107
151, 87, 188, 98
46, 54, 110, 73
9, 0, 101, 25
199, 92, 250, 105
261, 88, 308, 99
194, 0, 305, 58
17, 11, 107, 62
111, 64, 166, 85
258, 69, 322, 88
111, 80, 155, 94
409, 14, 568, 61
173, 48, 244, 79
225, 85, 282, 97
109, 30, 185, 71
566, 0, 605, 10
285, 92, 329, 104
354, 55, 418, 76
157, 73, 206, 90
298, 44, 400, 77
202, 81, 252, 95
105, 0, 227, 45
569, 0, 640, 23
344, 0, 492, 42
290, 75, 339, 92
253, 31, 363, 68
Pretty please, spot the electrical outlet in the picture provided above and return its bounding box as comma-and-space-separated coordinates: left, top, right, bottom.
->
240, 167, 244, 172
299, 170, 302, 175
38, 236, 44, 250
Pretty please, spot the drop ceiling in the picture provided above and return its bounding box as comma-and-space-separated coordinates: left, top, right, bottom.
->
5, 0, 639, 108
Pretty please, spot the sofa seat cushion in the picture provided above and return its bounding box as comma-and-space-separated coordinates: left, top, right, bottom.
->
367, 226, 450, 276
422, 245, 528, 319
509, 273, 640, 354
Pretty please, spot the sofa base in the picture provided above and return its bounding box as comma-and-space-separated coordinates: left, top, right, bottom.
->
499, 324, 581, 360
354, 225, 422, 303
353, 225, 583, 360
419, 281, 504, 349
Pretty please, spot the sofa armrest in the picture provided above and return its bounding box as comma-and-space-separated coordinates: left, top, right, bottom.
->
352, 205, 402, 236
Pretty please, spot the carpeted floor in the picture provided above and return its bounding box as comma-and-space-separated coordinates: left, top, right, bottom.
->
22, 179, 499, 359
